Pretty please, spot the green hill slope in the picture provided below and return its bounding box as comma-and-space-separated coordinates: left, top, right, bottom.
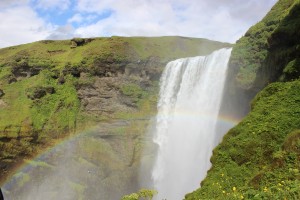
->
186, 0, 300, 199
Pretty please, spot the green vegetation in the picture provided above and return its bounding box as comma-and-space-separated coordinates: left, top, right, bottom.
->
0, 36, 231, 72
229, 0, 297, 88
120, 83, 147, 104
121, 189, 158, 200
186, 80, 300, 200
0, 69, 80, 136
186, 0, 300, 199
117, 81, 158, 119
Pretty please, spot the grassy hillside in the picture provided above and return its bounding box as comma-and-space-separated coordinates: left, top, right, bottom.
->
186, 0, 300, 199
0, 36, 228, 71
0, 36, 231, 184
186, 80, 300, 199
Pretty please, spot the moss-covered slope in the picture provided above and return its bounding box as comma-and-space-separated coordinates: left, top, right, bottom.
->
186, 80, 300, 199
0, 36, 230, 183
186, 0, 300, 199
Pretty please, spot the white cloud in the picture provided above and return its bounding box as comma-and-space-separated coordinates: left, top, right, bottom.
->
47, 24, 78, 40
74, 0, 277, 43
0, 0, 277, 48
0, 5, 52, 47
0, 0, 29, 9
68, 13, 83, 24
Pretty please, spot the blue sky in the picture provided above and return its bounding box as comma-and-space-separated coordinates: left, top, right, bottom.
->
0, 0, 277, 48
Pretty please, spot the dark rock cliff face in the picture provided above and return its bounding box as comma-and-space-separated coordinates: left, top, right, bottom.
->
76, 57, 164, 118
259, 2, 300, 83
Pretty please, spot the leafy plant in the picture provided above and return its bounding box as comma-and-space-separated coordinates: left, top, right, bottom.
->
121, 189, 158, 200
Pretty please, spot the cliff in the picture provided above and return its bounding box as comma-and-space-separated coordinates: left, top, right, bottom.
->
0, 36, 231, 184
186, 0, 300, 199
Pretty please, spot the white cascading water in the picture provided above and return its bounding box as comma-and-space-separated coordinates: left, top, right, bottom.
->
151, 48, 232, 200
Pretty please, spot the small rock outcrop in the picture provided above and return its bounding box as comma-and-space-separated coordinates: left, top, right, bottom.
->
70, 38, 93, 48
26, 86, 55, 100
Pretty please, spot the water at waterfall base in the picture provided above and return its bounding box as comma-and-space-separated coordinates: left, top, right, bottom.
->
151, 48, 233, 200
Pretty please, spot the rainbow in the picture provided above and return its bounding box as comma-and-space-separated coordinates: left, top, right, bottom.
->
1, 126, 97, 191
1, 114, 240, 194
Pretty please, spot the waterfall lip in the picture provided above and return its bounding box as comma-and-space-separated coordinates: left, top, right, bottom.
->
150, 48, 233, 200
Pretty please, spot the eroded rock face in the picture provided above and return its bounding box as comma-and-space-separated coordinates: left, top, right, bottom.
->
77, 76, 149, 118
11, 62, 42, 80
77, 76, 132, 117
76, 56, 163, 118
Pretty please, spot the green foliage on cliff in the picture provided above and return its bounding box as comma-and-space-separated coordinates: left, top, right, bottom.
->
121, 83, 147, 104
0, 69, 80, 136
186, 80, 300, 200
186, 0, 300, 199
270, 1, 300, 82
229, 0, 297, 88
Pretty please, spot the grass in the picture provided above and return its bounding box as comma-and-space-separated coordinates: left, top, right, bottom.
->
196, 3, 300, 197
185, 80, 300, 199
0, 36, 231, 71
115, 81, 158, 120
0, 70, 80, 137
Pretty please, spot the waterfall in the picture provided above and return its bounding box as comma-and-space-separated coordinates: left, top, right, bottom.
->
151, 48, 232, 200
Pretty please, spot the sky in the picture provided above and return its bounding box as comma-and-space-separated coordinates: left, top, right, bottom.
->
0, 0, 277, 48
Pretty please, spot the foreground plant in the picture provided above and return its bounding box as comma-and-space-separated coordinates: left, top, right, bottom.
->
121, 189, 158, 200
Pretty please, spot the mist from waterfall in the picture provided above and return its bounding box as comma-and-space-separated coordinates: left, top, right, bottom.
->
151, 48, 232, 200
